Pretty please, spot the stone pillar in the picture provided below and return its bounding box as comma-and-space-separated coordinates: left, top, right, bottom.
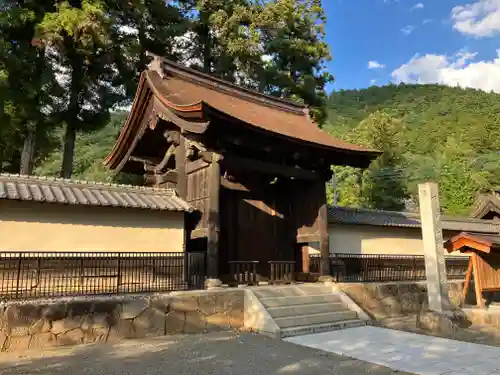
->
418, 182, 451, 312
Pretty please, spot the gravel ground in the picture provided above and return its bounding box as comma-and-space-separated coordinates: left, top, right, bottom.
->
0, 332, 415, 375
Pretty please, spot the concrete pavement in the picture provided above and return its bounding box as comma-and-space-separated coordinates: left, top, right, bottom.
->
285, 326, 500, 375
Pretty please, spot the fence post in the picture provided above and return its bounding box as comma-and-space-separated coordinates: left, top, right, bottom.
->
15, 252, 22, 298
378, 255, 382, 282
79, 258, 84, 284
34, 258, 41, 288
116, 253, 121, 294
334, 253, 339, 282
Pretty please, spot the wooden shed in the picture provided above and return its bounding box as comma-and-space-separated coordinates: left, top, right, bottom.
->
104, 55, 379, 284
445, 232, 500, 309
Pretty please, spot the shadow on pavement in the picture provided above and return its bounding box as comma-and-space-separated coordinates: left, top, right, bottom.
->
0, 331, 411, 375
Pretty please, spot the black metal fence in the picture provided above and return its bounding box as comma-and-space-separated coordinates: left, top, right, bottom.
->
309, 253, 469, 282
0, 251, 206, 301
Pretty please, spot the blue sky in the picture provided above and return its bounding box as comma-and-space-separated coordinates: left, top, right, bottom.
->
323, 0, 500, 92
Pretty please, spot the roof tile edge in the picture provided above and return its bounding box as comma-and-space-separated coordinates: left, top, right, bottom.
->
0, 173, 176, 195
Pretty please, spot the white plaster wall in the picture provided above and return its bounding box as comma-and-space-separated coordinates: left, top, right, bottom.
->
326, 223, 468, 257
0, 200, 185, 253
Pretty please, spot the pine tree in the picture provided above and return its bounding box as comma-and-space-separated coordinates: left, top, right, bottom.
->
0, 0, 55, 174
258, 0, 332, 122
172, 0, 331, 120
106, 0, 187, 99
358, 111, 408, 211
36, 0, 122, 178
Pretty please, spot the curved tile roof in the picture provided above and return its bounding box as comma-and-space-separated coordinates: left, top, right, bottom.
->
329, 206, 500, 233
104, 56, 381, 171
152, 69, 376, 153
470, 191, 500, 219
0, 174, 193, 212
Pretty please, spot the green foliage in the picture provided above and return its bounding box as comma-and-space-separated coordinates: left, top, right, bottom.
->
3, 0, 333, 177
0, 0, 56, 173
328, 111, 408, 211
180, 0, 332, 122
107, 0, 187, 98
37, 1, 108, 48
326, 84, 500, 215
257, 0, 332, 122
358, 112, 408, 211
36, 0, 123, 177
35, 111, 138, 183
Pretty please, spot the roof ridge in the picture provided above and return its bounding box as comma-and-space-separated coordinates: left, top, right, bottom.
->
0, 173, 176, 195
153, 55, 308, 116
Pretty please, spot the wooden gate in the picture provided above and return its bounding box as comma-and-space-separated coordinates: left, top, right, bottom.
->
220, 181, 295, 281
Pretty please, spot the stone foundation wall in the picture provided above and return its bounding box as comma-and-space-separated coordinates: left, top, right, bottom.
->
465, 308, 500, 327
339, 281, 465, 320
0, 289, 244, 352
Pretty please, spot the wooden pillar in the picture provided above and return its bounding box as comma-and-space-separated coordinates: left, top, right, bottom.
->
206, 154, 221, 280
301, 245, 310, 273
176, 135, 187, 199
472, 253, 485, 309
461, 258, 473, 305
318, 182, 330, 276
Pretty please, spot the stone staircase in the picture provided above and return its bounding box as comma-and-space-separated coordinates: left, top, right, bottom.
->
251, 284, 368, 338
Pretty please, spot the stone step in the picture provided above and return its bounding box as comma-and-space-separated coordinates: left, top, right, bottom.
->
280, 319, 368, 338
274, 310, 358, 328
267, 302, 347, 318
259, 294, 341, 308
252, 285, 333, 298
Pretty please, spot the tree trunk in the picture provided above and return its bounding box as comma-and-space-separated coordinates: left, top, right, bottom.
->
60, 124, 77, 178
199, 13, 212, 73
19, 128, 36, 175
60, 37, 83, 179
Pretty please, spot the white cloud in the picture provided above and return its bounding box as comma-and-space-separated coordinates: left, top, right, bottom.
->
451, 0, 500, 37
392, 49, 500, 93
370, 79, 377, 85
368, 60, 385, 69
423, 18, 433, 24
411, 2, 424, 11
401, 25, 416, 35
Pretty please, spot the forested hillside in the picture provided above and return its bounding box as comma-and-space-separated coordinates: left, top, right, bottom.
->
324, 84, 500, 215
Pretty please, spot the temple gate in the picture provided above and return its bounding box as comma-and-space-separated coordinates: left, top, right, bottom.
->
104, 55, 378, 284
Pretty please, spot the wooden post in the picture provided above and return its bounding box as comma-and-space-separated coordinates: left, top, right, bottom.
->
176, 135, 187, 199
301, 245, 310, 273
462, 257, 473, 305
206, 153, 221, 283
472, 253, 485, 309
318, 182, 330, 276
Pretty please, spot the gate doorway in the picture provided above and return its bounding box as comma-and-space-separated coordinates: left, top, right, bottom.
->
220, 177, 296, 281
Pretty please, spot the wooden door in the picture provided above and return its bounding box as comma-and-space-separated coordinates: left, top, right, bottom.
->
221, 184, 293, 279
